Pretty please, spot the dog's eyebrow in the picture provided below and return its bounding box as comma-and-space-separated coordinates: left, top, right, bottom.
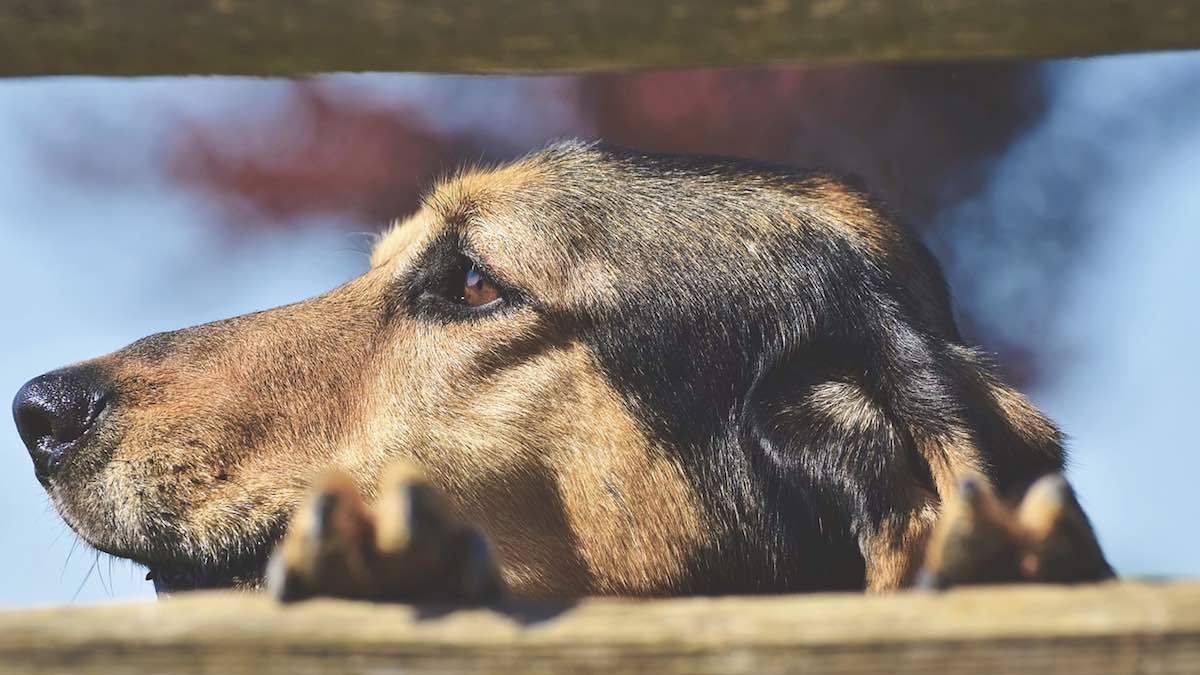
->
458, 216, 538, 291
409, 158, 555, 290
370, 212, 437, 269
447, 224, 508, 291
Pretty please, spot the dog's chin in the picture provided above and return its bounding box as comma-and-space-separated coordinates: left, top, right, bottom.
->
57, 504, 280, 597
137, 533, 284, 597
144, 556, 269, 596
89, 539, 275, 597
48, 471, 287, 597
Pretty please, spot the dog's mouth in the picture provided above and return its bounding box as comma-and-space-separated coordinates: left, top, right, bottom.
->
88, 521, 288, 597
49, 466, 291, 597
58, 508, 283, 597
45, 455, 294, 597
143, 554, 270, 596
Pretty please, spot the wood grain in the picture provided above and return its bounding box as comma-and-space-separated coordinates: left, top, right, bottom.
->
0, 580, 1197, 673
1, 1, 1200, 76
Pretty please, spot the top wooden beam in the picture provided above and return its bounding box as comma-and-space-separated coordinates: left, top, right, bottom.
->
1, 0, 1199, 77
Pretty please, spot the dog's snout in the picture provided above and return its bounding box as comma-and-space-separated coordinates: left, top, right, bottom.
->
12, 368, 110, 482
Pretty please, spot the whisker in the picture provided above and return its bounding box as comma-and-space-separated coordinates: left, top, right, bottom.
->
71, 557, 98, 602
95, 552, 111, 597
61, 538, 81, 580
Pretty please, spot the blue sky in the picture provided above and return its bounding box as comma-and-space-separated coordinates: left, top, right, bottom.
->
929, 54, 1200, 577
0, 54, 1197, 605
0, 78, 366, 603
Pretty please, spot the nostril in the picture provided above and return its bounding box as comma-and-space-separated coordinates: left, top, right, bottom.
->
14, 401, 54, 449
12, 368, 111, 481
13, 399, 62, 481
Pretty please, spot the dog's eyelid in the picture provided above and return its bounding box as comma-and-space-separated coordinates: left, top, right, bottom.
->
457, 239, 516, 294
458, 245, 489, 275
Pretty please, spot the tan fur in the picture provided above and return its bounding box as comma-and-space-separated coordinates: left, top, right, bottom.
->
36, 143, 1096, 598
990, 383, 1060, 447
803, 381, 885, 433
50, 154, 708, 598
863, 495, 940, 592
948, 344, 1061, 450
915, 430, 991, 501
797, 178, 897, 259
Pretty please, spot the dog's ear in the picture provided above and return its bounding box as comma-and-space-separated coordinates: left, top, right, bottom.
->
742, 343, 926, 549
741, 334, 1078, 590
746, 337, 1070, 494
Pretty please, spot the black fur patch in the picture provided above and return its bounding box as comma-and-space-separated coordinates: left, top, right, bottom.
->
537, 142, 1064, 592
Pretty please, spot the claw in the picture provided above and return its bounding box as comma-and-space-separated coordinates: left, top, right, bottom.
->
375, 463, 456, 556
955, 475, 983, 503
1015, 473, 1070, 539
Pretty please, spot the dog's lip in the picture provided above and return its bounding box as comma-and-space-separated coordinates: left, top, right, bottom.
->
86, 531, 282, 597
144, 554, 270, 596
51, 481, 289, 597
145, 564, 261, 596
69, 532, 271, 596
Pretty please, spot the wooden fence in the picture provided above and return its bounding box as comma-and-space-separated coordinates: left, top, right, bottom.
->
3, 2, 1199, 673
1, 580, 1197, 673
2, 1, 1200, 76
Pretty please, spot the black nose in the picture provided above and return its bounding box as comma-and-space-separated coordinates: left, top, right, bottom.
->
12, 368, 110, 482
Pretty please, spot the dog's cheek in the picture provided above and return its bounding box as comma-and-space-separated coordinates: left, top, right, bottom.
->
370, 338, 711, 597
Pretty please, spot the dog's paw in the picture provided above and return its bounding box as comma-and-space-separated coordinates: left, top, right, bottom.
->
267, 464, 505, 604
1016, 474, 1114, 583
916, 473, 1114, 589
916, 474, 1025, 589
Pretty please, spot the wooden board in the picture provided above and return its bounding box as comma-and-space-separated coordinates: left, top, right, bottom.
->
2, 1, 1200, 76
0, 580, 1197, 673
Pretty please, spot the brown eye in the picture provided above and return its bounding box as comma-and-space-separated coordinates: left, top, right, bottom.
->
461, 262, 500, 307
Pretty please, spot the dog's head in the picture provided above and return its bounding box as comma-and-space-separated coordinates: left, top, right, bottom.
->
13, 142, 1057, 596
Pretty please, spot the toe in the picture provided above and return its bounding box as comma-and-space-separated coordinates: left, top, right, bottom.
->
267, 471, 378, 601
918, 477, 1024, 589
1017, 474, 1114, 582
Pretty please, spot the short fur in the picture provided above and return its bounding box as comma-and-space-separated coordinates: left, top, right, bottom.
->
28, 141, 1080, 597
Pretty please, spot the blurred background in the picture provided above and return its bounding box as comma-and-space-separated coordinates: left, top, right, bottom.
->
0, 51, 1196, 605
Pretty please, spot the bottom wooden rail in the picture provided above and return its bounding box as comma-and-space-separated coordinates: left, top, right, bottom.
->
0, 580, 1196, 674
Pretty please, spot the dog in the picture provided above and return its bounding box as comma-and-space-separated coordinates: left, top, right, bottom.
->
12, 141, 1112, 601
